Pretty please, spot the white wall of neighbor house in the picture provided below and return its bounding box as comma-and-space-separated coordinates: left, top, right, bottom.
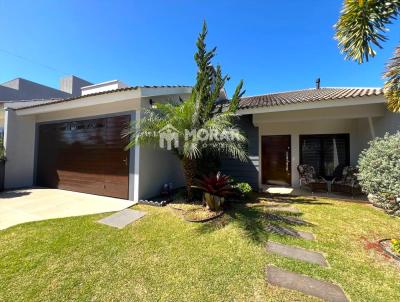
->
253, 103, 392, 188
3, 109, 36, 188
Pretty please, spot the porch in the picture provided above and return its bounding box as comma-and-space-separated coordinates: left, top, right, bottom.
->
254, 104, 383, 188
261, 185, 369, 203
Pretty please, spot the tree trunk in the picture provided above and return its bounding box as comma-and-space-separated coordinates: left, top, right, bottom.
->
182, 157, 196, 201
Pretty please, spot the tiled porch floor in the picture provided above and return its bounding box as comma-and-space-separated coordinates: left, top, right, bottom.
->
261, 186, 369, 203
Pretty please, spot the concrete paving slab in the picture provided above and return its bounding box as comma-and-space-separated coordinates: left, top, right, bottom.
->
98, 209, 146, 229
297, 231, 316, 241
266, 241, 328, 267
0, 188, 135, 230
266, 224, 315, 240
266, 266, 348, 302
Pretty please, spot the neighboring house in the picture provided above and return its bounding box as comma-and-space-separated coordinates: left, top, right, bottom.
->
221, 85, 399, 190
3, 81, 191, 201
0, 76, 92, 136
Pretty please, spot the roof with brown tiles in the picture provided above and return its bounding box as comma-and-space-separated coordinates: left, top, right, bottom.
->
237, 87, 384, 110
9, 85, 191, 110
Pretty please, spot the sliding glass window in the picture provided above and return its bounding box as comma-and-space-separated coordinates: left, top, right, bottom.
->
300, 134, 350, 180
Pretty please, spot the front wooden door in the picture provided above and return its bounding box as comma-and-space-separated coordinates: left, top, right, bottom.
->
261, 135, 291, 186
36, 115, 130, 199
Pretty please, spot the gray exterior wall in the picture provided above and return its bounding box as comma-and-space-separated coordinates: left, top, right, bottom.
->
220, 114, 259, 189
373, 109, 400, 137
0, 78, 71, 101
60, 76, 93, 96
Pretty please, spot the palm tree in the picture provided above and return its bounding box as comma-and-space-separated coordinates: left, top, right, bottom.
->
125, 22, 248, 200
335, 0, 400, 111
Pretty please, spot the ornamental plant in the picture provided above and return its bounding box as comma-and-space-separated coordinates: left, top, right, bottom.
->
192, 172, 234, 211
234, 182, 252, 195
193, 172, 234, 197
358, 132, 400, 215
391, 239, 400, 255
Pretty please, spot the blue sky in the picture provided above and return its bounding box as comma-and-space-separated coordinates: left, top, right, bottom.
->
0, 0, 399, 96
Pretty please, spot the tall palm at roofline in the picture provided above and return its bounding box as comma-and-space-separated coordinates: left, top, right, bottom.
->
335, 0, 400, 112
125, 22, 248, 200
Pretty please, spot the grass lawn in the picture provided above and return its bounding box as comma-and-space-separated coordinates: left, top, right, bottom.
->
1, 195, 400, 301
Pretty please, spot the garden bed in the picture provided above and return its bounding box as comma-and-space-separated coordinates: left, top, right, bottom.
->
379, 239, 400, 262
183, 208, 224, 222
169, 202, 224, 222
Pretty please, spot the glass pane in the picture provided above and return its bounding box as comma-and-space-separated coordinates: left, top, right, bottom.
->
301, 135, 349, 179
301, 138, 321, 175
322, 137, 348, 178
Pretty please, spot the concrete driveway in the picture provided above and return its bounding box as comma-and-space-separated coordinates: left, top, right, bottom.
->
0, 188, 135, 230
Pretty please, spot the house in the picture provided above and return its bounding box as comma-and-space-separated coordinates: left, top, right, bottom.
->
0, 76, 92, 136
3, 80, 191, 201
221, 84, 400, 190
3, 77, 399, 201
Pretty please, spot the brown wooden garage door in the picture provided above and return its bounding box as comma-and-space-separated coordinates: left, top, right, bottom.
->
36, 115, 130, 199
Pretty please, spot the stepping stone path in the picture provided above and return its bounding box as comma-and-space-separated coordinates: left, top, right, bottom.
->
264, 204, 348, 301
98, 209, 146, 229
266, 266, 349, 302
266, 241, 328, 267
266, 224, 315, 240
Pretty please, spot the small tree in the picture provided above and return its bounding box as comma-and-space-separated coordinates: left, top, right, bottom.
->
126, 22, 248, 200
358, 132, 400, 215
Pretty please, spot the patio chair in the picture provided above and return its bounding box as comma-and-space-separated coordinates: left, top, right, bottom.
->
331, 166, 362, 196
297, 164, 328, 193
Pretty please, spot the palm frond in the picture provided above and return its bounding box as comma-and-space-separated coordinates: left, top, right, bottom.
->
384, 45, 400, 112
335, 0, 400, 63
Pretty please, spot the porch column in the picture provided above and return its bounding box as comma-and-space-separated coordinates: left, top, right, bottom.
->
291, 134, 300, 187
133, 110, 141, 202
128, 111, 137, 201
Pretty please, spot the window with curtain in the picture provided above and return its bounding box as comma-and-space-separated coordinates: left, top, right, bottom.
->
300, 134, 349, 179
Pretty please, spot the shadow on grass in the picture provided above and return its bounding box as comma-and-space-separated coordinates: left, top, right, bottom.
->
195, 202, 315, 244
196, 204, 270, 244
256, 194, 333, 206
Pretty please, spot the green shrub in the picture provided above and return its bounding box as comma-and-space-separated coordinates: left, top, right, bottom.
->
0, 137, 5, 161
358, 132, 400, 215
234, 182, 253, 195
391, 239, 400, 255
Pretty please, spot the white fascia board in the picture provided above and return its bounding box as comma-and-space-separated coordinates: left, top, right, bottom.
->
140, 87, 192, 97
236, 95, 385, 116
16, 90, 141, 116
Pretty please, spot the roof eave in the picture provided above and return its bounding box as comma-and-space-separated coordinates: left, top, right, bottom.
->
236, 95, 386, 115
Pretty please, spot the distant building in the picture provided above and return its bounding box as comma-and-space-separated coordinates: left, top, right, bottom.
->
0, 76, 92, 136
